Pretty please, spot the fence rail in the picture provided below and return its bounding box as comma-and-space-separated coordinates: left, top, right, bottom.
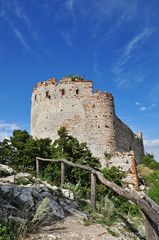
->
36, 156, 159, 239
36, 157, 96, 210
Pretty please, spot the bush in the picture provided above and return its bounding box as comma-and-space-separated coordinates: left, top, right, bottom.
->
141, 154, 154, 167
149, 161, 159, 170
149, 185, 159, 204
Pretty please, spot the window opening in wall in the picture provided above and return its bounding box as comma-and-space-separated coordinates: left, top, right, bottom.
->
45, 91, 49, 98
76, 89, 79, 95
35, 94, 37, 101
60, 89, 65, 96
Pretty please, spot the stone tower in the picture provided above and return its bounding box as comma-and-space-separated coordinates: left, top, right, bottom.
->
31, 77, 144, 167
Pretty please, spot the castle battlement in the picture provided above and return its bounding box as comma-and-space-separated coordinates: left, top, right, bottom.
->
31, 77, 144, 167
32, 77, 113, 102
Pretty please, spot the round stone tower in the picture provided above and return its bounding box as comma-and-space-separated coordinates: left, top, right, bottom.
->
31, 77, 117, 167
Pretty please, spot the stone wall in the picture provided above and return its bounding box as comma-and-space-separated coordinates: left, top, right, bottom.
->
108, 151, 139, 189
31, 77, 144, 167
115, 117, 144, 164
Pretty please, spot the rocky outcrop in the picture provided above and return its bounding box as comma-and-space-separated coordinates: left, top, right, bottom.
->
0, 164, 86, 223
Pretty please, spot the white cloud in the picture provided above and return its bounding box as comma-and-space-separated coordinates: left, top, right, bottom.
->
136, 103, 156, 111
113, 29, 152, 88
0, 132, 10, 140
148, 104, 156, 110
117, 29, 152, 71
0, 121, 19, 141
61, 32, 73, 46
144, 139, 159, 161
139, 106, 146, 111
150, 83, 159, 102
0, 6, 31, 52
66, 0, 74, 10
144, 139, 159, 147
135, 102, 141, 105
12, 27, 31, 52
125, 29, 151, 58
93, 55, 102, 79
0, 123, 19, 131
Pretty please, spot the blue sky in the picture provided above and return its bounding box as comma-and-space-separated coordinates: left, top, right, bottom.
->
0, 0, 159, 160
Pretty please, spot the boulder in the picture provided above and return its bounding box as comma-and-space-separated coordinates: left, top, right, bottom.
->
0, 164, 16, 176
0, 166, 86, 224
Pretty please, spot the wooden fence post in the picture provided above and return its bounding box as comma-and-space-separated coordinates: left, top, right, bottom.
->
61, 162, 65, 189
142, 212, 159, 240
91, 172, 96, 210
36, 158, 39, 178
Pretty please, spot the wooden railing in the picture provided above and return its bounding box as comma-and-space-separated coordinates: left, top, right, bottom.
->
36, 157, 159, 240
36, 157, 97, 210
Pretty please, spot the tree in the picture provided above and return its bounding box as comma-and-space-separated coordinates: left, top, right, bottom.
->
0, 130, 52, 173
0, 139, 15, 165
44, 127, 100, 192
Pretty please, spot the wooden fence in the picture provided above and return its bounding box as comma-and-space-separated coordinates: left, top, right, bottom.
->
36, 157, 97, 210
36, 157, 159, 240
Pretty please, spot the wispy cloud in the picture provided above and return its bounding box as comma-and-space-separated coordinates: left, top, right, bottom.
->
113, 29, 152, 88
148, 104, 156, 110
93, 55, 102, 80
135, 102, 141, 105
12, 26, 31, 52
65, 0, 74, 10
116, 29, 152, 72
150, 83, 159, 102
0, 123, 19, 131
135, 103, 156, 111
0, 121, 19, 141
13, 1, 30, 27
144, 139, 159, 161
0, 7, 31, 52
125, 29, 151, 58
61, 32, 73, 46
139, 106, 146, 111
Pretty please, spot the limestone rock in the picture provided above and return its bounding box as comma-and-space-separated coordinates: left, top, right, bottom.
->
0, 167, 84, 222
0, 164, 16, 176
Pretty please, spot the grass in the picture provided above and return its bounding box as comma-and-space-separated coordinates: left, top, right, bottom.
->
107, 227, 119, 237
137, 164, 153, 178
0, 197, 53, 240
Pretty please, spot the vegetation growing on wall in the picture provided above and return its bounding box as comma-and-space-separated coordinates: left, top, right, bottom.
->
68, 74, 85, 81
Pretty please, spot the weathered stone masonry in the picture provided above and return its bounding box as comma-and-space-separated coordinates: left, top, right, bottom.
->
31, 77, 144, 171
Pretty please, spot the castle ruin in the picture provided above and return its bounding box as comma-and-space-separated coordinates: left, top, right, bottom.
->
31, 77, 144, 168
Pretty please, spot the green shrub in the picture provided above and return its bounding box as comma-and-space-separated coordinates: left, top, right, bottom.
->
149, 161, 159, 170
141, 154, 154, 167
68, 74, 85, 81
145, 171, 159, 187
104, 151, 113, 160
0, 170, 10, 177
149, 185, 159, 204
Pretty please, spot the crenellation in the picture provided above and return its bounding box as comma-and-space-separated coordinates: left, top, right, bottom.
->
31, 77, 144, 168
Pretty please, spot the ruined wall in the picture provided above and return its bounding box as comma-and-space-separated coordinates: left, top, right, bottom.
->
31, 77, 144, 167
115, 117, 144, 165
108, 151, 139, 189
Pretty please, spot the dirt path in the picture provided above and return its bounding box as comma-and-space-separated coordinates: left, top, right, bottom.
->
26, 215, 123, 240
